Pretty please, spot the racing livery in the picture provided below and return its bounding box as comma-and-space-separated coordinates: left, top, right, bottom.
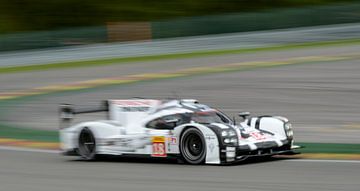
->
60, 99, 299, 164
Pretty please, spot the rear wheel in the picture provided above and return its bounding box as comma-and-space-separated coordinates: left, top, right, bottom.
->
180, 128, 206, 164
77, 127, 97, 160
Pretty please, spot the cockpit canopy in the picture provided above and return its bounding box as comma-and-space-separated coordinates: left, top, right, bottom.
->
192, 111, 231, 124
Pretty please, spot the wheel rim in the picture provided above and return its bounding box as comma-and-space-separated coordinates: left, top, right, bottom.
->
79, 128, 95, 158
182, 130, 205, 162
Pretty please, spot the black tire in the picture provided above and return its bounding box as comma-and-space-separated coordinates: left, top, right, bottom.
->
77, 127, 97, 160
180, 127, 206, 164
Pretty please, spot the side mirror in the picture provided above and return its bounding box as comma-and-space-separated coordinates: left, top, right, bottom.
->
238, 112, 250, 120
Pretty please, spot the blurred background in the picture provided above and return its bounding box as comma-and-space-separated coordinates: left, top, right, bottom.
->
1, 0, 360, 143
1, 0, 360, 144
0, 1, 360, 190
1, 0, 360, 51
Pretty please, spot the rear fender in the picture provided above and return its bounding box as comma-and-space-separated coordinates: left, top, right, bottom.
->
60, 121, 123, 151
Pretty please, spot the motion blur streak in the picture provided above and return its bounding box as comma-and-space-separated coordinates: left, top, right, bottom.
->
1, 1, 360, 190
0, 150, 359, 191
0, 53, 358, 101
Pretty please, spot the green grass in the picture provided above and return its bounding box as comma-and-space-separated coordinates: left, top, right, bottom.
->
0, 123, 58, 142
297, 142, 360, 154
1, 38, 360, 74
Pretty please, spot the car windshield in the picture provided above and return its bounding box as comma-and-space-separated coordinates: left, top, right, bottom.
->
192, 111, 226, 124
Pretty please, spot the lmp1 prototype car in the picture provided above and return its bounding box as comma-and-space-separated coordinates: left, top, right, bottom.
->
59, 99, 299, 164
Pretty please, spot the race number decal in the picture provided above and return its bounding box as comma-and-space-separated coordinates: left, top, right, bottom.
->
250, 132, 267, 140
151, 136, 167, 157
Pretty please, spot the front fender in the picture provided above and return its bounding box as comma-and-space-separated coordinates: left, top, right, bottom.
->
246, 116, 289, 140
173, 123, 221, 164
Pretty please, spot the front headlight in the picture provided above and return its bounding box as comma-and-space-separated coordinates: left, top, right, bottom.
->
284, 122, 293, 139
230, 138, 238, 144
224, 138, 231, 144
221, 131, 229, 137
221, 129, 238, 145
228, 130, 236, 136
221, 130, 236, 137
284, 123, 292, 130
286, 130, 293, 137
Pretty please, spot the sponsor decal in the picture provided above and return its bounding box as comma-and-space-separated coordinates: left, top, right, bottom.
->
209, 143, 215, 153
111, 100, 158, 106
151, 136, 167, 157
152, 136, 165, 143
120, 106, 149, 112
112, 100, 160, 112
166, 137, 177, 144
250, 132, 267, 140
205, 135, 216, 140
166, 137, 177, 152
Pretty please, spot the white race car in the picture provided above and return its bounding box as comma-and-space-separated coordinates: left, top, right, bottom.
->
60, 99, 299, 164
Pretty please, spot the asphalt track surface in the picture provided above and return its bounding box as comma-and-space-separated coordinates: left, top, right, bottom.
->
1, 41, 360, 191
0, 149, 359, 191
2, 44, 360, 143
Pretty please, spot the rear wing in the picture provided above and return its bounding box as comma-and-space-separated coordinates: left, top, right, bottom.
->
59, 99, 161, 129
59, 101, 109, 129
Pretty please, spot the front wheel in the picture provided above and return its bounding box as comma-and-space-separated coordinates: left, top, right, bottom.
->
77, 127, 97, 160
180, 128, 206, 164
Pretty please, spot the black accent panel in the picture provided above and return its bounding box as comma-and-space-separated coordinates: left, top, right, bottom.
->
254, 115, 273, 130
247, 118, 252, 127
259, 129, 275, 136
205, 124, 236, 163
205, 125, 226, 148
146, 113, 191, 130
62, 149, 78, 156
240, 131, 250, 138
281, 140, 291, 150
255, 118, 260, 129
254, 141, 278, 149
205, 124, 238, 147
205, 125, 226, 162
238, 145, 251, 151
236, 142, 294, 157
281, 139, 290, 145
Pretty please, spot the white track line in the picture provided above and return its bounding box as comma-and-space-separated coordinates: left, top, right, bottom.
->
0, 146, 59, 154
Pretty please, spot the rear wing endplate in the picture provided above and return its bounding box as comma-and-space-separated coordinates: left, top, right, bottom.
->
59, 101, 109, 129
